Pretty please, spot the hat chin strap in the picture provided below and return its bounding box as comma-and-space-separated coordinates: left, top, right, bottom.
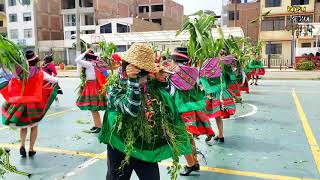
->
27, 55, 38, 61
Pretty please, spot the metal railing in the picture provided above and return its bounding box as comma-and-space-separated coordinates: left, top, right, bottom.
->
262, 58, 289, 68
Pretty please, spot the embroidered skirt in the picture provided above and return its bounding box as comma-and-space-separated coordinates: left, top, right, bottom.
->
76, 80, 107, 111
205, 89, 236, 119
2, 84, 58, 128
180, 111, 215, 136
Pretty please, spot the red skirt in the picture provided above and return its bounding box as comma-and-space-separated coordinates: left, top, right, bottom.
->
205, 89, 236, 119
180, 111, 214, 136
228, 83, 241, 98
76, 80, 107, 111
2, 83, 58, 127
239, 79, 249, 94
251, 68, 265, 76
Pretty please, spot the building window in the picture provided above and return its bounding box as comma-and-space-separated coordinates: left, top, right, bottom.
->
0, 21, 3, 27
301, 43, 311, 48
228, 11, 239, 20
23, 13, 32, 22
64, 14, 76, 26
117, 23, 130, 33
151, 5, 163, 12
261, 17, 285, 31
24, 29, 32, 38
84, 14, 94, 25
10, 29, 18, 39
9, 14, 17, 22
139, 6, 149, 13
266, 43, 282, 54
152, 18, 162, 25
313, 41, 320, 47
8, 0, 16, 6
291, 0, 309, 5
117, 45, 127, 52
0, 4, 5, 12
21, 0, 30, 5
100, 23, 112, 33
65, 31, 75, 40
84, 30, 95, 34
265, 0, 281, 7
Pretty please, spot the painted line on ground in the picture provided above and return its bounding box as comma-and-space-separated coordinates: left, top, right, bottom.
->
45, 108, 77, 118
229, 103, 258, 120
292, 89, 320, 176
0, 108, 77, 131
0, 143, 107, 159
1, 143, 318, 180
58, 150, 108, 179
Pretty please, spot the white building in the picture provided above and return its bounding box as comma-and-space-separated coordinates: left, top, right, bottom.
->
6, 0, 35, 48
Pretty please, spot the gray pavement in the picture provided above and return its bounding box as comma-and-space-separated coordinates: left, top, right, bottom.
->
0, 79, 319, 180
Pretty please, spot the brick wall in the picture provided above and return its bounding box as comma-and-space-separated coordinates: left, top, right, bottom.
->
132, 18, 161, 31
315, 3, 320, 22
226, 2, 260, 41
37, 0, 63, 41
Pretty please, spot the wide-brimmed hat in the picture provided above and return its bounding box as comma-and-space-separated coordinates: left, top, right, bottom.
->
26, 50, 38, 62
122, 43, 159, 73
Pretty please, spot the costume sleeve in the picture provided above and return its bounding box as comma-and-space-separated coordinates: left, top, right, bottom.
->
108, 78, 141, 117
48, 64, 58, 77
75, 53, 92, 68
43, 71, 58, 83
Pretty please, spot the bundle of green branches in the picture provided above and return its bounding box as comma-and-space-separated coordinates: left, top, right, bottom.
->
0, 148, 31, 178
0, 35, 29, 80
177, 10, 224, 67
99, 41, 117, 74
108, 78, 187, 180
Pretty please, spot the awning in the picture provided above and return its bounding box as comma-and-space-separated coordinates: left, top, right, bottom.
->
80, 27, 244, 45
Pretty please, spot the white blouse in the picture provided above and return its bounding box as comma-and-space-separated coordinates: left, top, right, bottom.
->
75, 53, 96, 80
43, 71, 58, 84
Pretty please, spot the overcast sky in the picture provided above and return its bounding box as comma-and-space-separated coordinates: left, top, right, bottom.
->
173, 0, 223, 15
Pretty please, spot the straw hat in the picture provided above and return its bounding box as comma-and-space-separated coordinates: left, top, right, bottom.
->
122, 43, 159, 73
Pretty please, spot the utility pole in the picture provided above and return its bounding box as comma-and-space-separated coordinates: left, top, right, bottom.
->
75, 0, 81, 56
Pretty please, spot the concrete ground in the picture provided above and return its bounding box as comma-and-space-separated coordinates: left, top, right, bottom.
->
0, 79, 319, 180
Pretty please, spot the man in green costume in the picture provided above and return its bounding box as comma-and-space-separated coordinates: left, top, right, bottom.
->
99, 43, 191, 180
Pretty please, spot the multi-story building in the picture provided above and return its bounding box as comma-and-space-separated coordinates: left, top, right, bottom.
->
260, 0, 315, 65
136, 0, 184, 30
225, 0, 260, 42
61, 0, 184, 40
61, 0, 135, 40
6, 0, 63, 49
0, 0, 6, 36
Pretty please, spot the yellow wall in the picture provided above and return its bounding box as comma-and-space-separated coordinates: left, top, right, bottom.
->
259, 31, 291, 41
262, 41, 291, 61
0, 14, 7, 27
261, 0, 315, 15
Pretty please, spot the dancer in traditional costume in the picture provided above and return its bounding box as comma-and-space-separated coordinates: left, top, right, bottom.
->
99, 43, 191, 180
75, 49, 108, 133
166, 47, 214, 176
249, 54, 265, 86
200, 57, 237, 143
42, 54, 63, 96
42, 54, 57, 77
1, 51, 59, 157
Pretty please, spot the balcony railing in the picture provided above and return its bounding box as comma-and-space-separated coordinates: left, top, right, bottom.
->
65, 22, 76, 27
